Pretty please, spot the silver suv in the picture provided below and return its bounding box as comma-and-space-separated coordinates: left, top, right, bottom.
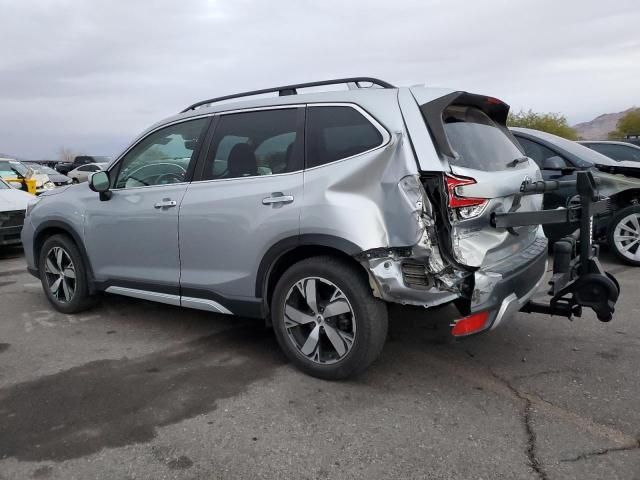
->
22, 78, 547, 379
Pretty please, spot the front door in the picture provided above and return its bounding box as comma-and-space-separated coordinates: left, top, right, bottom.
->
83, 117, 209, 293
179, 107, 305, 314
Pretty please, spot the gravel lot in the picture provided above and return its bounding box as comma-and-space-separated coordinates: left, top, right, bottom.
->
0, 246, 638, 480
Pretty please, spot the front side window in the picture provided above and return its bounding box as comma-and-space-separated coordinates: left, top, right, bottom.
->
443, 106, 524, 171
306, 106, 384, 168
202, 108, 301, 180
114, 117, 208, 189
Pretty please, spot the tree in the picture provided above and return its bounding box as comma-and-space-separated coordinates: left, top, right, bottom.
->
507, 109, 578, 140
58, 146, 76, 163
608, 108, 640, 139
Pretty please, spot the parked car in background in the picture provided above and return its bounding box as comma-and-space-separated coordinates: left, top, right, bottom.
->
0, 158, 38, 194
0, 177, 32, 247
67, 162, 108, 183
24, 163, 73, 187
10, 162, 57, 195
23, 78, 552, 379
55, 155, 111, 175
579, 141, 640, 162
512, 128, 640, 265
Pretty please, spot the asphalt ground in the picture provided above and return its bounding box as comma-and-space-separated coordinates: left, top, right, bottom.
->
0, 246, 638, 479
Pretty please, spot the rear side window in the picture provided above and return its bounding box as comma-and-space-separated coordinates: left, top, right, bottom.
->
443, 106, 523, 171
587, 143, 640, 162
306, 106, 384, 168
202, 108, 302, 180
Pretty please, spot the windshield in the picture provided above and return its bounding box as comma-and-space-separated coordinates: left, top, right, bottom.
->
0, 160, 29, 178
25, 163, 58, 175
0, 178, 9, 189
537, 134, 618, 167
443, 105, 524, 171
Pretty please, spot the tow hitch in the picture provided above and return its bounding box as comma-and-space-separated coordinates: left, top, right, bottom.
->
491, 171, 620, 322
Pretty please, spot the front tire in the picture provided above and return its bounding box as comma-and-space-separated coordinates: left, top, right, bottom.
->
271, 256, 388, 380
38, 234, 95, 313
608, 205, 640, 266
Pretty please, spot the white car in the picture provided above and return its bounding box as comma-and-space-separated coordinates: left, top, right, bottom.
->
0, 177, 33, 246
67, 163, 108, 183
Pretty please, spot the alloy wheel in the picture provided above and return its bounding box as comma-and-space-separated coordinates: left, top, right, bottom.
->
44, 246, 76, 303
613, 213, 640, 262
283, 277, 356, 365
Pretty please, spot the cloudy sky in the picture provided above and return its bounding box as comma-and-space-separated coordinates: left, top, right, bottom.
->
1, 0, 639, 159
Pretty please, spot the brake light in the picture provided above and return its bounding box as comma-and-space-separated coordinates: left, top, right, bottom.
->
445, 174, 486, 208
451, 311, 490, 336
445, 174, 488, 220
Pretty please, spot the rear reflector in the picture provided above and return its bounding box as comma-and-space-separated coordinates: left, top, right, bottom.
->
451, 311, 490, 336
445, 174, 487, 209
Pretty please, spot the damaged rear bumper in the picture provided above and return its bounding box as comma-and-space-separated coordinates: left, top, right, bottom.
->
359, 235, 548, 336
464, 237, 548, 335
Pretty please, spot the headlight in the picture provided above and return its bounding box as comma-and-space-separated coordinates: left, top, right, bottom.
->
43, 181, 55, 190
26, 197, 42, 217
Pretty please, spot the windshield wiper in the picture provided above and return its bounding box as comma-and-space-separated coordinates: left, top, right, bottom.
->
506, 156, 529, 168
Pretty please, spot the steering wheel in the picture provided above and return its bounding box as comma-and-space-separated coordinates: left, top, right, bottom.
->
156, 172, 185, 184
125, 162, 187, 186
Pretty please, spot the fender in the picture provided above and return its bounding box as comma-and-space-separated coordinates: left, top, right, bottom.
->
256, 233, 362, 298
255, 234, 363, 298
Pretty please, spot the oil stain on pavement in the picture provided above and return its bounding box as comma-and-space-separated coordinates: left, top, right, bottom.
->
0, 326, 285, 462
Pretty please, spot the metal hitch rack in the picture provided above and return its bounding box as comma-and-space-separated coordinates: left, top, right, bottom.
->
491, 171, 620, 322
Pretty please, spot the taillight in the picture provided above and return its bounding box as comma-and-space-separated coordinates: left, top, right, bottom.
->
445, 174, 487, 219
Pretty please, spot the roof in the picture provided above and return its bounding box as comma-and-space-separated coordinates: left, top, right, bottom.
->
578, 140, 640, 149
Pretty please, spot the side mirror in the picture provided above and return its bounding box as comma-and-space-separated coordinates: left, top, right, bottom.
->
542, 156, 566, 170
88, 171, 112, 200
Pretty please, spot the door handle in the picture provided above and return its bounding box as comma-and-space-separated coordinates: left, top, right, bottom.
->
154, 199, 177, 209
262, 193, 294, 205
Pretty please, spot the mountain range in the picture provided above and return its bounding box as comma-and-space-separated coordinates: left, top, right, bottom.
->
573, 108, 636, 140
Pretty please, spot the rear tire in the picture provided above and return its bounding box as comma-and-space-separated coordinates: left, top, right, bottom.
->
608, 205, 640, 266
38, 234, 96, 313
271, 256, 388, 380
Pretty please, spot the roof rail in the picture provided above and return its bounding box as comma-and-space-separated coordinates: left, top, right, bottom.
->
180, 77, 395, 113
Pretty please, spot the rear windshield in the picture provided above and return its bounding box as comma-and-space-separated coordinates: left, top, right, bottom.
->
443, 106, 523, 171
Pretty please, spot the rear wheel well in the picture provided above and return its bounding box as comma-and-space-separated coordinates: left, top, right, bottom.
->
264, 246, 370, 313
609, 189, 640, 210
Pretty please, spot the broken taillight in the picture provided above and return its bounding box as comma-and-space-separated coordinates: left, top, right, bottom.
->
445, 174, 487, 219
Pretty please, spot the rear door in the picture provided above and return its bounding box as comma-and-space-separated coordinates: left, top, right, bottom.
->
179, 106, 305, 314
411, 89, 543, 268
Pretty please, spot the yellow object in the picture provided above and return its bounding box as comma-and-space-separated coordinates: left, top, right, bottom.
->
24, 178, 37, 195
3, 176, 36, 195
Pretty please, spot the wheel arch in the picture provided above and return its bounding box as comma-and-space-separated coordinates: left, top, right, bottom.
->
33, 220, 95, 289
257, 235, 370, 314
608, 189, 640, 209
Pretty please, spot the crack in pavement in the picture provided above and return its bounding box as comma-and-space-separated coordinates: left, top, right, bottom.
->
561, 439, 640, 463
489, 369, 549, 480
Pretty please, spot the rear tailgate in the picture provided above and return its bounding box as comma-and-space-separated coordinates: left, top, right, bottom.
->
409, 88, 543, 268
